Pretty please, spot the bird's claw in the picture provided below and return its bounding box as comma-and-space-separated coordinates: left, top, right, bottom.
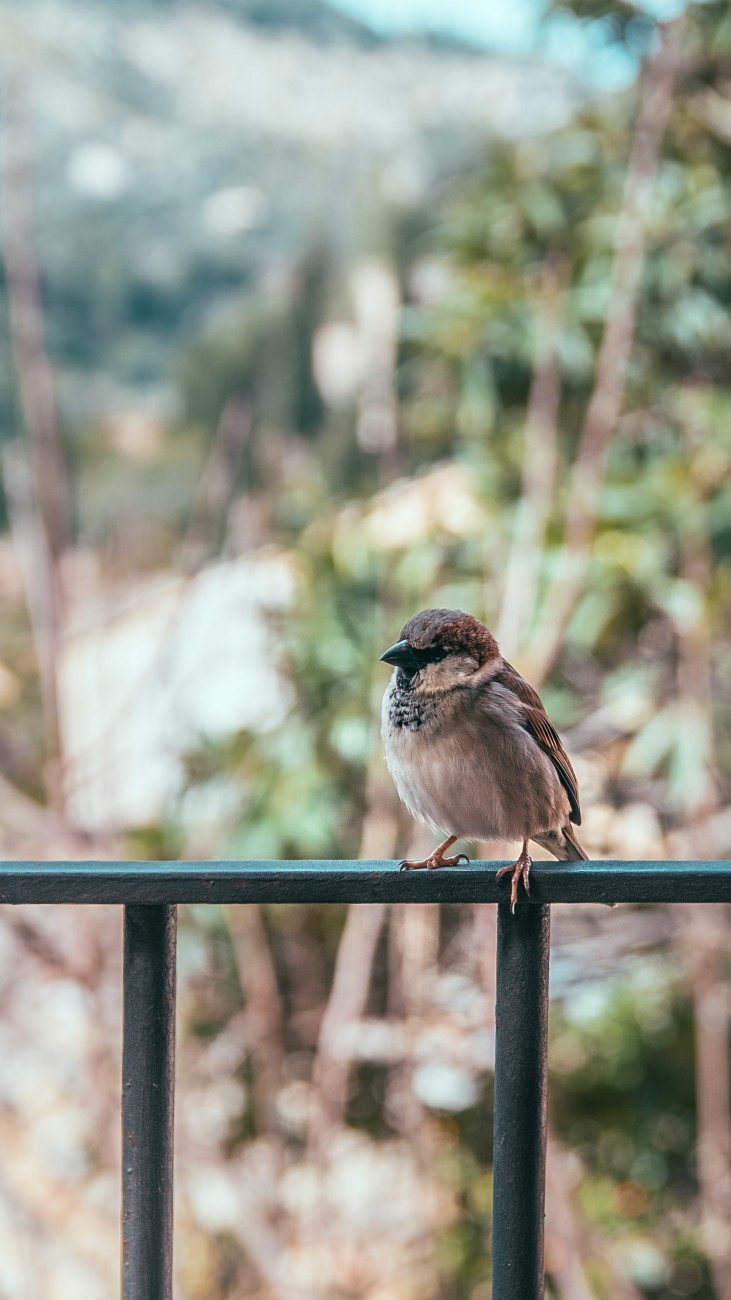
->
496, 852, 532, 913
398, 851, 470, 872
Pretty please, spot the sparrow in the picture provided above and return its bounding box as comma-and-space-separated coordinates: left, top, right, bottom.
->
380, 608, 587, 911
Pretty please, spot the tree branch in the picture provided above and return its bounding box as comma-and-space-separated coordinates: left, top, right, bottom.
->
524, 15, 684, 685
496, 254, 563, 660
2, 83, 71, 562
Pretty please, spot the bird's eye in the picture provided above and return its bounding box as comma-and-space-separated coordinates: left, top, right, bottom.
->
411, 644, 448, 666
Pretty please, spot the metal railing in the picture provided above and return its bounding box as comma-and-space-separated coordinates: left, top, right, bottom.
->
3, 858, 730, 1300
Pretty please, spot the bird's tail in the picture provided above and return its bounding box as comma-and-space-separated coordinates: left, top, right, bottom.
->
534, 822, 588, 862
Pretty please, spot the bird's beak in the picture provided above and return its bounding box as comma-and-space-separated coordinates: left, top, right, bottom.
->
379, 639, 415, 668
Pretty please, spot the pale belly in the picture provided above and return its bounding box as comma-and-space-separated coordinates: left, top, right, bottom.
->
382, 685, 568, 843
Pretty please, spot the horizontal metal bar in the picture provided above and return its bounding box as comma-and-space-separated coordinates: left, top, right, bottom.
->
0, 860, 728, 904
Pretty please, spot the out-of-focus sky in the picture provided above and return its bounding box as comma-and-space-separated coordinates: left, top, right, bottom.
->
330, 0, 690, 87
333, 0, 544, 52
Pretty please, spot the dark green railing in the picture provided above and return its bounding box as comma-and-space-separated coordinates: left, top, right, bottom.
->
3, 859, 729, 1300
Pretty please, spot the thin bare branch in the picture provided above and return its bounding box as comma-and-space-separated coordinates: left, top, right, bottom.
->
309, 902, 387, 1140
524, 15, 684, 685
179, 394, 253, 574
546, 1126, 645, 1300
496, 255, 564, 659
227, 904, 286, 1131
2, 83, 71, 561
671, 423, 730, 1295
681, 909, 731, 1298
1, 86, 72, 807
2, 441, 63, 791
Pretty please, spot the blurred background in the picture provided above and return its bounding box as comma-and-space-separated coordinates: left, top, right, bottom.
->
0, 0, 730, 1295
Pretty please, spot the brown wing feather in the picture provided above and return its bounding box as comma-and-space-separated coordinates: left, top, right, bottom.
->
495, 662, 582, 825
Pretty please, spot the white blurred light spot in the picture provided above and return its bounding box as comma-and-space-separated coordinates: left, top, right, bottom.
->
380, 152, 427, 205
28, 980, 91, 1056
67, 143, 129, 199
312, 321, 361, 405
436, 970, 480, 1014
364, 463, 485, 549
412, 1060, 479, 1111
357, 403, 396, 453
409, 258, 454, 305
186, 1167, 241, 1232
188, 1080, 246, 1144
613, 802, 662, 858
0, 659, 21, 710
621, 1240, 666, 1288
59, 555, 296, 830
202, 186, 268, 236
275, 1081, 312, 1134
48, 1258, 104, 1300
104, 410, 166, 461
351, 258, 400, 330
565, 984, 612, 1026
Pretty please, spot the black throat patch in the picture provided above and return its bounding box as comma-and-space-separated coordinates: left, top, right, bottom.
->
388, 679, 437, 731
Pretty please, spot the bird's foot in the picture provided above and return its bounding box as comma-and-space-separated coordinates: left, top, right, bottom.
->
399, 839, 470, 872
496, 843, 532, 913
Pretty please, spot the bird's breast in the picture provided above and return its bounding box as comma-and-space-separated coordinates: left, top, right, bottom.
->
381, 677, 568, 842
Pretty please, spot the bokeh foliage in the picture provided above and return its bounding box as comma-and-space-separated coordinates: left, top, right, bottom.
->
149, 7, 731, 1296
1, 2, 731, 1298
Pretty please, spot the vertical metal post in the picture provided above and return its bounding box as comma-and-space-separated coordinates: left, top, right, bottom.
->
122, 905, 177, 1300
491, 902, 551, 1300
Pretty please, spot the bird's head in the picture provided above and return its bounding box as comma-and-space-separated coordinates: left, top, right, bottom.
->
380, 608, 499, 693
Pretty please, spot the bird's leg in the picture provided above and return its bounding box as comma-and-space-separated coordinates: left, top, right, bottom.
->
398, 835, 470, 872
496, 840, 532, 913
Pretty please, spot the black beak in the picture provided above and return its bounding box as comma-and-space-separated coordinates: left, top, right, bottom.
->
379, 639, 416, 669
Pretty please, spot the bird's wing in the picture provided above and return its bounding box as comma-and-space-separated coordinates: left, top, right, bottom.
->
494, 662, 582, 825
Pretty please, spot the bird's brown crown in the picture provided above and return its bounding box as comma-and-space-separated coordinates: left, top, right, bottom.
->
400, 609, 499, 664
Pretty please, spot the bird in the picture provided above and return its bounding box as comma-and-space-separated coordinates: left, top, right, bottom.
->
380, 607, 587, 911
